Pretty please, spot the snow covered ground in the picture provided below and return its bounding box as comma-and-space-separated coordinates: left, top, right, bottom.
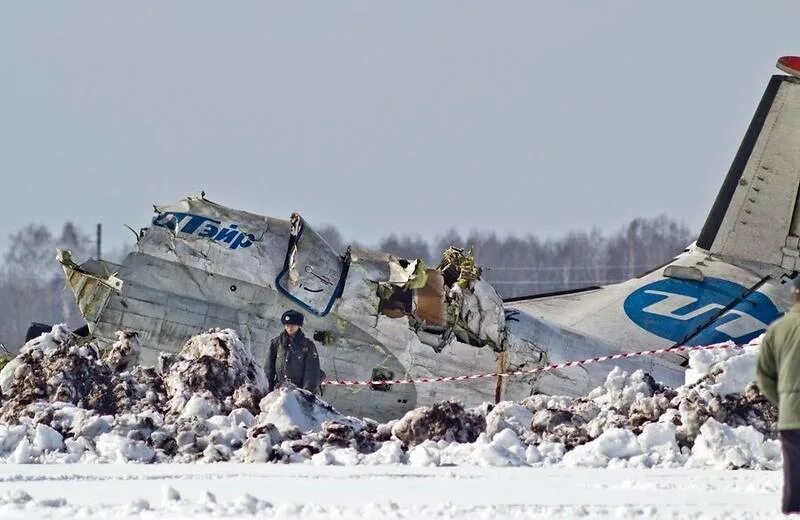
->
0, 464, 785, 519
0, 327, 787, 518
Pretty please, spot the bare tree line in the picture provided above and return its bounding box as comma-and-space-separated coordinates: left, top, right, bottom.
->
0, 216, 693, 350
0, 223, 94, 352
319, 215, 694, 298
0, 223, 130, 352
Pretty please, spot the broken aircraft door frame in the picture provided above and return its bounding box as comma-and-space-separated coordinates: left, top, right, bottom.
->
275, 213, 350, 316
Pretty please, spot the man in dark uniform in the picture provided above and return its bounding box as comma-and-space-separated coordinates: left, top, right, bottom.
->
757, 277, 800, 514
265, 310, 322, 394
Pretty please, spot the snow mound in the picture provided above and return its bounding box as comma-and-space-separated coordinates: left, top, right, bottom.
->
164, 328, 267, 418
687, 418, 781, 470
0, 327, 780, 470
485, 401, 533, 438
258, 383, 361, 434
391, 400, 485, 447
0, 325, 161, 423
0, 326, 276, 463
685, 337, 763, 396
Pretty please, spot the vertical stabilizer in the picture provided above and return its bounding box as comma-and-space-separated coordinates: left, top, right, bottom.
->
697, 73, 800, 274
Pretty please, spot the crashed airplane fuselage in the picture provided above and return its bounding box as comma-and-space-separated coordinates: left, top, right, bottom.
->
59, 198, 563, 421
59, 59, 800, 421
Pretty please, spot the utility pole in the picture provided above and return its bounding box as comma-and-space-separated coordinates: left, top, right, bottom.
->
96, 223, 102, 260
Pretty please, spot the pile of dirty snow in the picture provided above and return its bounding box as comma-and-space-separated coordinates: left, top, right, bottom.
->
0, 327, 779, 470
0, 326, 362, 464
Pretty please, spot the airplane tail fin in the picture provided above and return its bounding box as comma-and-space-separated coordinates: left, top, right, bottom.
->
697, 72, 800, 275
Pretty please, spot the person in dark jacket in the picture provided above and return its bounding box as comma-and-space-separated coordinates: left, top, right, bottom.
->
265, 310, 322, 394
757, 277, 800, 514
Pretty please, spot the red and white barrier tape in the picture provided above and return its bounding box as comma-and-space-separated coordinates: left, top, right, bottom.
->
320, 340, 756, 387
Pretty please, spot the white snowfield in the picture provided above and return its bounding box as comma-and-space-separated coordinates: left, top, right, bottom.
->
0, 465, 785, 519
0, 327, 787, 518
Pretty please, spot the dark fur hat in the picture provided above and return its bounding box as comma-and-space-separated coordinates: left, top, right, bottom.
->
281, 309, 304, 326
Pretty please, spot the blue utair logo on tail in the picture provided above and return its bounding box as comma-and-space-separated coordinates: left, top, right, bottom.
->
623, 277, 781, 345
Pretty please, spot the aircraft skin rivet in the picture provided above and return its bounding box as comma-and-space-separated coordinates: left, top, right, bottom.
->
230, 285, 237, 292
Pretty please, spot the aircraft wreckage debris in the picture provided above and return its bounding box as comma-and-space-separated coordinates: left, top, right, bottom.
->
54, 64, 800, 422
0, 325, 779, 468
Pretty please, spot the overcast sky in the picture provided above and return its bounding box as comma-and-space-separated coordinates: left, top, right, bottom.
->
0, 2, 797, 257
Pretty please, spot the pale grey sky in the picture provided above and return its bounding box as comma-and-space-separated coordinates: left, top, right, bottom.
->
0, 1, 797, 256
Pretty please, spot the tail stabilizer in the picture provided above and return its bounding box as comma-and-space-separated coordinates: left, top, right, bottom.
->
697, 72, 800, 275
